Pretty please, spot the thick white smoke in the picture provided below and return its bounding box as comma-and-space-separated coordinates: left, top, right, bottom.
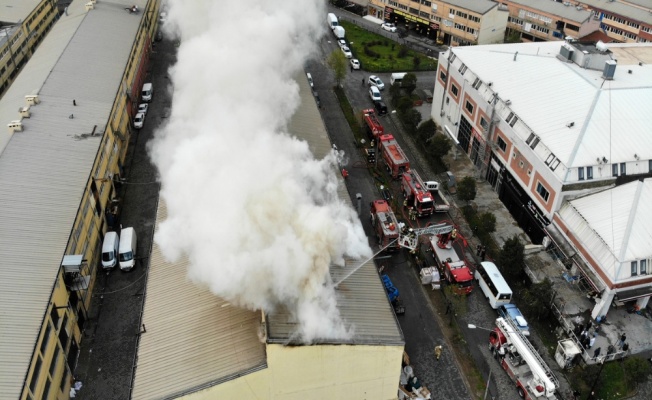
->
148, 0, 372, 342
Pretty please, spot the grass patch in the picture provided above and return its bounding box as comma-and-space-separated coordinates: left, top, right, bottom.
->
333, 85, 363, 142
340, 21, 437, 72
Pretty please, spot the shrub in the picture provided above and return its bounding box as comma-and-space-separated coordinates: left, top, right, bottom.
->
457, 177, 477, 203
398, 47, 409, 58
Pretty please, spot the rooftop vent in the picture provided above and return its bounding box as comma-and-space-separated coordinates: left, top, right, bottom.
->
19, 106, 31, 118
602, 60, 617, 80
25, 95, 39, 105
85, 1, 94, 11
596, 41, 608, 52
8, 120, 23, 133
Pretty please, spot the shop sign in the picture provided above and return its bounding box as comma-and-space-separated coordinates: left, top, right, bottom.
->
527, 200, 550, 227
430, 22, 440, 30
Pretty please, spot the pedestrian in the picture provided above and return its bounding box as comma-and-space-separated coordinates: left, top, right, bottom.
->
589, 333, 596, 348
434, 345, 443, 360
350, 65, 353, 72
586, 320, 593, 331
476, 244, 482, 256
361, 77, 365, 86
618, 332, 627, 348
593, 347, 601, 358
445, 301, 452, 315
480, 247, 486, 261
622, 342, 629, 353
582, 336, 590, 349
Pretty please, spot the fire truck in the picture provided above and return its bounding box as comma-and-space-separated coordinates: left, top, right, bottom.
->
370, 199, 401, 251
362, 108, 384, 140
489, 317, 558, 399
429, 230, 474, 294
401, 169, 434, 217
378, 134, 410, 179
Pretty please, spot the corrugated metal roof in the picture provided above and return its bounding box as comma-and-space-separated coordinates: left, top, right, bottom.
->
579, 0, 652, 25
267, 74, 404, 346
440, 0, 499, 15
0, 0, 41, 24
449, 41, 652, 169
557, 178, 652, 281
0, 1, 148, 398
131, 201, 267, 400
505, 0, 593, 23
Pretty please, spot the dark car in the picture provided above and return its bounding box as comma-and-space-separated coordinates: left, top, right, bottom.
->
374, 100, 388, 116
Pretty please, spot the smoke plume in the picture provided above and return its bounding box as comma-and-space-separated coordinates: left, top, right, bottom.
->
149, 0, 372, 342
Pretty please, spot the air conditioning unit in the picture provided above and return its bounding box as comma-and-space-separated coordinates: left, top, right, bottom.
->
505, 99, 512, 105
85, 1, 94, 11
25, 94, 40, 105
19, 106, 31, 118
8, 120, 23, 133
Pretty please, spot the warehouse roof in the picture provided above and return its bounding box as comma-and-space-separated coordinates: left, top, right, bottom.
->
579, 0, 652, 26
447, 41, 652, 171
0, 0, 41, 24
0, 1, 147, 398
557, 178, 652, 282
504, 0, 593, 23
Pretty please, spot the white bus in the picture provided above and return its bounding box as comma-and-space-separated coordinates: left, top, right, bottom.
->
475, 261, 512, 309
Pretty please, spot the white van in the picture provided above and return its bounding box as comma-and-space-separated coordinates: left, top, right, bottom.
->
306, 72, 314, 88
327, 13, 338, 30
390, 72, 407, 86
141, 83, 153, 102
101, 231, 120, 269
119, 227, 137, 271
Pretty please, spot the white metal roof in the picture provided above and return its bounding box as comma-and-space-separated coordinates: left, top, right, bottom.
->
505, 0, 593, 23
579, 0, 652, 25
0, 1, 147, 397
439, 0, 499, 15
448, 41, 652, 170
0, 0, 41, 24
557, 178, 652, 281
131, 200, 267, 400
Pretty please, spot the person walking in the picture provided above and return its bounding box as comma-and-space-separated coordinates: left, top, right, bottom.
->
588, 333, 596, 349
593, 347, 601, 358
434, 345, 443, 360
618, 332, 627, 348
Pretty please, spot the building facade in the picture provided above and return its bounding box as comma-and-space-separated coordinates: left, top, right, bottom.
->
0, 0, 160, 399
368, 0, 508, 45
577, 0, 652, 43
499, 0, 601, 42
0, 0, 59, 98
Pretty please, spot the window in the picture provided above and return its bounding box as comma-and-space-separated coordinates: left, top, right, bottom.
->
472, 77, 481, 90
649, 160, 652, 172
530, 137, 540, 150
439, 70, 447, 81
497, 137, 507, 151
641, 260, 647, 275
536, 183, 550, 202
505, 112, 514, 123
480, 117, 489, 131
458, 63, 467, 74
465, 100, 474, 114
550, 159, 560, 171
545, 154, 555, 166
631, 261, 638, 276
620, 162, 626, 175
525, 132, 535, 145
432, 3, 437, 11
587, 166, 593, 180
448, 53, 456, 63
578, 167, 584, 181
50, 345, 61, 376
30, 356, 43, 394
422, 0, 432, 6
451, 84, 459, 97
40, 322, 52, 355
612, 164, 618, 177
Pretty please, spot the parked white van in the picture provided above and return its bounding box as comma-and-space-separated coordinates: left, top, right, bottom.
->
327, 13, 338, 30
390, 72, 407, 86
141, 82, 153, 102
119, 227, 137, 271
102, 231, 120, 269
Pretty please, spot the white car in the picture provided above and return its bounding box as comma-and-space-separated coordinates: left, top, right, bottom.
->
381, 23, 397, 33
133, 112, 145, 129
350, 59, 361, 70
138, 103, 149, 115
369, 86, 382, 102
337, 39, 347, 49
341, 46, 353, 59
368, 75, 385, 90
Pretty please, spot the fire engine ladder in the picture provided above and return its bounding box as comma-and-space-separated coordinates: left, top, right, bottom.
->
503, 317, 560, 390
398, 223, 454, 251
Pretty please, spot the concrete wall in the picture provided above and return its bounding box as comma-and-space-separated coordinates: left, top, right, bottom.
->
478, 8, 508, 44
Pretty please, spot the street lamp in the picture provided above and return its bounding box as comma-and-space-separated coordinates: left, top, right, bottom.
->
468, 324, 494, 400
468, 323, 491, 331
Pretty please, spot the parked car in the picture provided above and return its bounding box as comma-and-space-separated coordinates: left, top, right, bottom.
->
350, 59, 360, 70
368, 75, 385, 90
374, 100, 387, 115
138, 103, 149, 115
369, 86, 381, 102
341, 46, 353, 59
306, 72, 314, 88
499, 304, 530, 336
381, 23, 397, 32
133, 112, 145, 129
337, 39, 347, 49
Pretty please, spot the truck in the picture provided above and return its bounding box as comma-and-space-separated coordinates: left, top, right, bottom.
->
379, 134, 410, 179
429, 230, 474, 294
362, 108, 384, 140
370, 200, 401, 251
381, 274, 405, 315
401, 169, 433, 217
489, 317, 559, 399
424, 180, 450, 213
332, 25, 345, 39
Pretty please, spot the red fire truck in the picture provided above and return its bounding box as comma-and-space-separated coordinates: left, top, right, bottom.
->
370, 199, 401, 251
378, 134, 410, 179
401, 169, 433, 217
362, 108, 384, 140
429, 230, 474, 294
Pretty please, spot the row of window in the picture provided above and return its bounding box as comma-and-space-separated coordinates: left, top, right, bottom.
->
631, 260, 648, 276
447, 8, 481, 23
520, 10, 552, 25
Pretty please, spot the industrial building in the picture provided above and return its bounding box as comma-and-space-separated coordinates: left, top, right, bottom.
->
0, 0, 160, 398
130, 73, 405, 400
576, 0, 652, 43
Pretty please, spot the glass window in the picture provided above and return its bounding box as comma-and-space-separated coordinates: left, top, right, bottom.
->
465, 100, 474, 114
497, 137, 507, 152
641, 260, 647, 275
30, 356, 42, 394
451, 84, 459, 97
631, 261, 638, 276
40, 322, 52, 355
578, 167, 584, 181
620, 162, 626, 175
587, 166, 593, 180
536, 183, 550, 202
612, 164, 618, 177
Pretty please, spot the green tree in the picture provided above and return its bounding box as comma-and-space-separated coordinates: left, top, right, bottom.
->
327, 49, 347, 87
402, 73, 418, 96
396, 96, 413, 115
457, 176, 477, 203
624, 357, 652, 386
416, 119, 436, 143
401, 108, 422, 135
477, 212, 496, 236
504, 30, 521, 44
389, 83, 403, 106
498, 235, 525, 280
427, 133, 452, 159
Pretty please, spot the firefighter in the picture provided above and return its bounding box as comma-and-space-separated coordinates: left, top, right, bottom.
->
434, 345, 443, 360
403, 198, 408, 208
